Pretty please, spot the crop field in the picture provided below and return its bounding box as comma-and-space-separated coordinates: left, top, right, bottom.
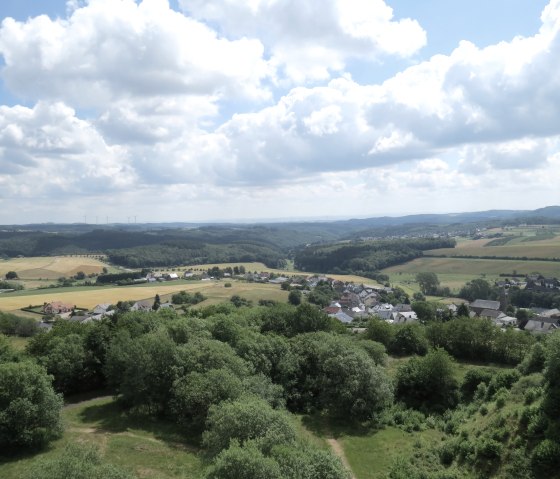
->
383, 256, 560, 294
0, 256, 113, 280
0, 280, 289, 313
428, 228, 560, 259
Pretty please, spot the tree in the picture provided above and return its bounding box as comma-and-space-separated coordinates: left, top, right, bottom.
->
288, 290, 302, 306
152, 294, 161, 311
389, 324, 429, 356
396, 348, 459, 412
5, 271, 18, 280
0, 361, 63, 449
206, 441, 283, 479
415, 273, 440, 295
459, 278, 495, 302
366, 318, 395, 347
411, 301, 436, 322
456, 303, 470, 317
202, 396, 297, 457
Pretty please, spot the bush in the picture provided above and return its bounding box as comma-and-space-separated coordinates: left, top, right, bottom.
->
531, 439, 560, 476
0, 361, 63, 449
475, 437, 502, 459
224, 283, 232, 288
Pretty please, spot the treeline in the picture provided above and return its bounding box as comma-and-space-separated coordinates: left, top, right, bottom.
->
294, 238, 456, 277
107, 243, 285, 268
366, 317, 534, 365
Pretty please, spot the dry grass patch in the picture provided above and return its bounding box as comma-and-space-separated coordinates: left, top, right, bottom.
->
0, 256, 111, 280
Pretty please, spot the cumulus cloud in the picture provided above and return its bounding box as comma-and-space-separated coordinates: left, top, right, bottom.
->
0, 0, 271, 108
0, 102, 134, 197
180, 0, 426, 82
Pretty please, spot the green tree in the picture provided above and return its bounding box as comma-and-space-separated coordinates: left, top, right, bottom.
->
389, 324, 428, 356
0, 361, 63, 449
5, 271, 18, 280
152, 294, 161, 311
415, 272, 440, 295
365, 318, 395, 347
456, 303, 470, 317
206, 441, 283, 479
202, 396, 297, 457
411, 301, 436, 322
288, 290, 302, 306
396, 348, 459, 412
170, 368, 244, 427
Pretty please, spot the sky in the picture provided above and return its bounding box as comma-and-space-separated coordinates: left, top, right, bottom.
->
0, 0, 559, 224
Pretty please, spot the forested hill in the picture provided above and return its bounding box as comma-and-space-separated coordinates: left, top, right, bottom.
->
294, 238, 456, 278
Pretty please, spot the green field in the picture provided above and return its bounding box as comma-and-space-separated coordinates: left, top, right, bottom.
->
382, 256, 560, 294
0, 396, 204, 479
428, 226, 560, 259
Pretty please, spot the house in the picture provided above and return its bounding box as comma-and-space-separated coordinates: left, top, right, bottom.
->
394, 311, 418, 324
493, 315, 517, 328
42, 301, 74, 315
165, 273, 179, 281
469, 299, 501, 316
131, 300, 153, 311
93, 303, 111, 315
269, 276, 289, 284
330, 311, 354, 324
479, 309, 505, 321
183, 270, 195, 278
524, 317, 559, 334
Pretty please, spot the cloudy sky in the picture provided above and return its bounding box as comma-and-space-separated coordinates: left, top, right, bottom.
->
0, 0, 558, 224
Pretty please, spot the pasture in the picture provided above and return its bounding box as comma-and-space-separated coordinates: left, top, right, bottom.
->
0, 280, 289, 313
0, 256, 113, 280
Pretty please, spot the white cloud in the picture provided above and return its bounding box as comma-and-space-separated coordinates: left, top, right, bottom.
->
180, 0, 426, 82
0, 0, 271, 108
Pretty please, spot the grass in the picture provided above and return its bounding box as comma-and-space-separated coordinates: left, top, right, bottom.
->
0, 256, 115, 280
5, 336, 30, 351
0, 396, 204, 479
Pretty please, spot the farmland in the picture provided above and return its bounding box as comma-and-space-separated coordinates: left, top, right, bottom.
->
0, 280, 289, 312
382, 256, 560, 294
0, 256, 114, 280
427, 226, 560, 259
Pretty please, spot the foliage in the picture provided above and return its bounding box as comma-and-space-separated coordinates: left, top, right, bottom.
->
396, 348, 459, 412
288, 289, 302, 306
287, 332, 393, 419
389, 324, 429, 356
202, 396, 297, 457
0, 312, 38, 337
171, 290, 206, 305
25, 442, 135, 479
294, 238, 455, 278
0, 361, 63, 449
416, 272, 440, 295
458, 278, 497, 302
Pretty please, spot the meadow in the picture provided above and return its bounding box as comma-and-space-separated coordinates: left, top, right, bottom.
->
0, 396, 204, 479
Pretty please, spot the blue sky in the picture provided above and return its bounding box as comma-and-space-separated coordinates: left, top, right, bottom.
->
0, 0, 558, 223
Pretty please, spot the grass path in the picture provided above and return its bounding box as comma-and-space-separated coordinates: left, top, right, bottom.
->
327, 437, 356, 479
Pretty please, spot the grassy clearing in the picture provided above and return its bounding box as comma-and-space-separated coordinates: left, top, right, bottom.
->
0, 280, 289, 312
0, 396, 204, 479
5, 336, 30, 351
0, 256, 115, 280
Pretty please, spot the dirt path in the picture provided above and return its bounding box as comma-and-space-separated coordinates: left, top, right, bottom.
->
327, 437, 356, 479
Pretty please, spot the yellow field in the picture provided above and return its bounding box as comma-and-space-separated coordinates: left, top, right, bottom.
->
0, 256, 110, 280
0, 281, 289, 312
